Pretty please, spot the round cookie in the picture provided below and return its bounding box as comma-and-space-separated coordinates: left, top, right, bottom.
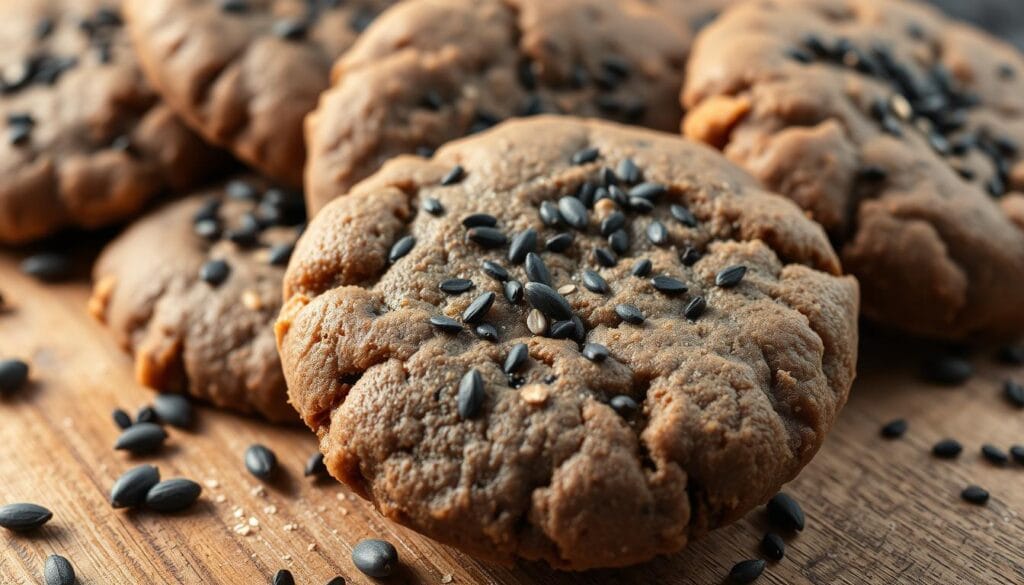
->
682, 0, 1024, 341
277, 117, 858, 569
90, 178, 305, 423
123, 0, 398, 188
304, 0, 730, 213
0, 0, 223, 245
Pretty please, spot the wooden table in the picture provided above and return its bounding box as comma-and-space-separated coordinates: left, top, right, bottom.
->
0, 250, 1021, 585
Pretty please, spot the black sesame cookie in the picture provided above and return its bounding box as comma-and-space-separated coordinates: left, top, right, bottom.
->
304, 0, 730, 213
682, 0, 1024, 341
0, 0, 223, 244
276, 117, 859, 569
90, 178, 304, 423
122, 0, 397, 188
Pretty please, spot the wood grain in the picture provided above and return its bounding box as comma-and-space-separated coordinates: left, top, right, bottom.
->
0, 251, 1021, 585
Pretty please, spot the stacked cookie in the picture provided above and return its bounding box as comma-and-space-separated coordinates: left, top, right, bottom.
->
0, 0, 1020, 573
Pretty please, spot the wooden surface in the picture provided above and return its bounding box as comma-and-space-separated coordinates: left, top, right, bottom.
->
0, 250, 1022, 585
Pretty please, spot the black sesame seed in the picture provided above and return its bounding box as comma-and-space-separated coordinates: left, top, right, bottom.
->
582, 343, 609, 363
439, 278, 474, 295
767, 492, 805, 532
922, 356, 973, 386
684, 296, 707, 321
582, 270, 610, 294
152, 394, 193, 429
670, 204, 698, 227
303, 452, 328, 478
0, 503, 52, 532
571, 147, 599, 165
467, 227, 507, 248
457, 369, 485, 419
961, 485, 989, 505
880, 418, 907, 439
114, 423, 167, 455
8, 123, 31, 146
112, 408, 132, 430
1003, 380, 1024, 408
715, 265, 747, 288
558, 196, 589, 230
503, 280, 523, 303
504, 343, 529, 374
981, 444, 1009, 466
524, 282, 573, 321
549, 320, 576, 339
607, 229, 629, 255
440, 165, 465, 186
145, 478, 201, 513
600, 212, 626, 236
352, 539, 398, 578
462, 213, 498, 228
539, 201, 561, 226
594, 247, 617, 267
225, 214, 260, 247
1010, 445, 1024, 464
680, 247, 702, 266
545, 232, 573, 253
325, 578, 346, 585
244, 444, 278, 479
192, 218, 221, 240
429, 315, 462, 334
136, 406, 158, 424
616, 158, 640, 184
0, 359, 29, 395
525, 253, 553, 287
21, 253, 73, 282
272, 569, 295, 585
199, 259, 230, 286
609, 395, 639, 418
43, 554, 75, 585
631, 259, 652, 277
389, 235, 416, 263
932, 439, 963, 459
761, 532, 785, 561
728, 559, 766, 584
482, 260, 509, 282
422, 197, 445, 216
474, 323, 498, 342
629, 182, 666, 200
615, 304, 644, 325
267, 243, 294, 267
651, 275, 687, 295
462, 292, 496, 324
578, 181, 598, 206
508, 228, 537, 264
272, 18, 307, 40
628, 197, 654, 214
646, 221, 669, 246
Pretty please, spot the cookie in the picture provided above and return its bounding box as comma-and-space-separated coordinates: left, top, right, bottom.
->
276, 117, 858, 569
0, 0, 223, 245
682, 0, 1024, 340
304, 0, 730, 213
123, 0, 397, 188
90, 178, 305, 423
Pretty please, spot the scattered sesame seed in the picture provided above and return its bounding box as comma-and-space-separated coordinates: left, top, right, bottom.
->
766, 492, 805, 531
457, 370, 485, 419
462, 292, 495, 324
932, 439, 963, 459
981, 444, 1009, 466
715, 265, 748, 288
615, 304, 644, 325
961, 485, 989, 505
441, 165, 465, 186
880, 419, 908, 439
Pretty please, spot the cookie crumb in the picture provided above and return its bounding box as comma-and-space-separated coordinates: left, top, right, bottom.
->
520, 385, 549, 406
442, 575, 454, 583
242, 290, 263, 310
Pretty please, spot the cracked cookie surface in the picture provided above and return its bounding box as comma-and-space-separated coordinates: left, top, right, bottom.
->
304, 0, 733, 213
277, 117, 858, 569
0, 0, 223, 244
91, 177, 304, 422
123, 0, 397, 188
683, 0, 1024, 340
